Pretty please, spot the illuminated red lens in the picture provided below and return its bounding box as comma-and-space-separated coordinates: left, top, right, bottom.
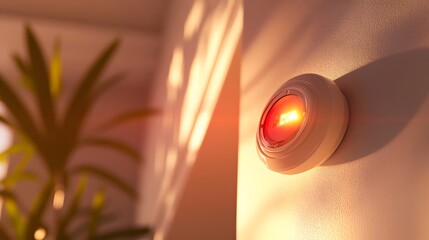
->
263, 95, 305, 144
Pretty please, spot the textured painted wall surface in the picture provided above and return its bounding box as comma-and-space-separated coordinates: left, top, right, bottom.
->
137, 0, 241, 239
238, 0, 429, 239
166, 46, 239, 240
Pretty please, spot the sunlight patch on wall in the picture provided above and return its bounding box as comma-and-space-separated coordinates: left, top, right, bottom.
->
187, 109, 210, 158
167, 45, 184, 103
186, 2, 243, 165
178, 0, 237, 149
150, 0, 243, 239
178, 51, 209, 147
184, 0, 205, 40
153, 43, 185, 179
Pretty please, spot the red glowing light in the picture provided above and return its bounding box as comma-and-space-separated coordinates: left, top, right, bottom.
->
263, 95, 305, 143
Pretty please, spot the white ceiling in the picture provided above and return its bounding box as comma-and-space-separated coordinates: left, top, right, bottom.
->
0, 0, 168, 32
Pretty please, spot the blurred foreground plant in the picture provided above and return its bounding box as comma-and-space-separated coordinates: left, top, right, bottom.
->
0, 25, 155, 240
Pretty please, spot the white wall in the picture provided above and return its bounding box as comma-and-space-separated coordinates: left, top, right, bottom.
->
239, 0, 429, 239
166, 45, 239, 240
137, 0, 241, 239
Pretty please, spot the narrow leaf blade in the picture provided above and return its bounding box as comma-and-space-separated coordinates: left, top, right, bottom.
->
79, 137, 140, 162
12, 53, 34, 92
1, 171, 39, 187
50, 39, 62, 98
25, 180, 54, 240
25, 25, 56, 131
56, 175, 87, 239
4, 198, 25, 239
87, 189, 105, 239
62, 39, 120, 159
92, 73, 124, 100
63, 40, 119, 127
0, 75, 44, 159
0, 142, 33, 160
71, 165, 136, 199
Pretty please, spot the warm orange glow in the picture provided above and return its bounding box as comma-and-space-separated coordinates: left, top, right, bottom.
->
53, 188, 65, 210
278, 109, 301, 126
34, 227, 46, 240
263, 95, 305, 143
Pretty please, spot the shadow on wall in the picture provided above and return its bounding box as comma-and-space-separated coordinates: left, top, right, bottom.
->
242, 0, 349, 95
324, 48, 429, 166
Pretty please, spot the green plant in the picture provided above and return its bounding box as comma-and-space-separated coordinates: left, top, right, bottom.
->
0, 25, 155, 239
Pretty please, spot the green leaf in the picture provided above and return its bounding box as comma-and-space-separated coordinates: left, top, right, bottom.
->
56, 175, 87, 240
0, 141, 35, 188
0, 141, 34, 177
68, 210, 117, 240
62, 39, 119, 145
93, 226, 151, 240
0, 75, 45, 160
12, 53, 34, 92
92, 189, 105, 209
25, 180, 54, 240
0, 116, 35, 148
0, 190, 26, 219
97, 108, 159, 131
4, 198, 25, 240
71, 165, 136, 199
10, 148, 34, 176
50, 39, 62, 98
87, 189, 105, 240
25, 25, 56, 132
79, 137, 140, 162
0, 142, 33, 160
1, 171, 39, 187
92, 73, 124, 100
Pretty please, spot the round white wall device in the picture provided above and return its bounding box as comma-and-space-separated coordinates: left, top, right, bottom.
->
256, 74, 349, 174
